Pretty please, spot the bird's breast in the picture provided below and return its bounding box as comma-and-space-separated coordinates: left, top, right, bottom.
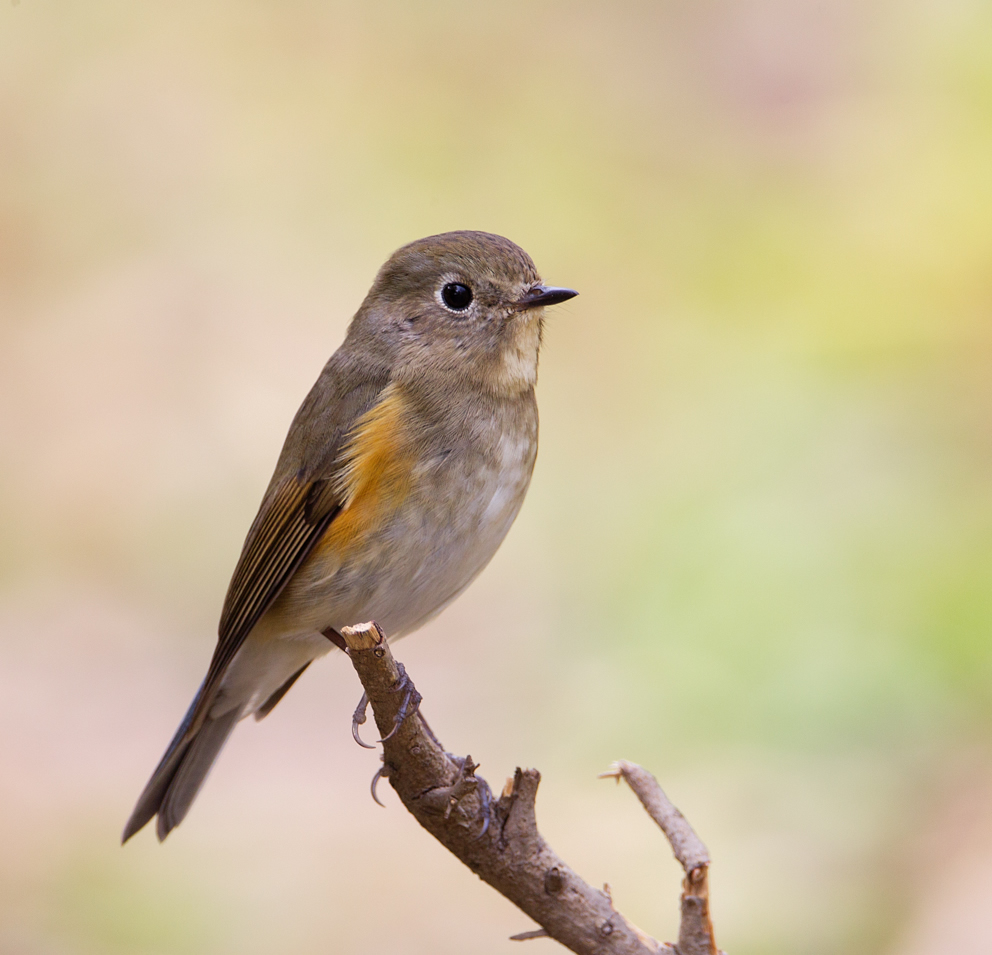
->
288, 383, 538, 636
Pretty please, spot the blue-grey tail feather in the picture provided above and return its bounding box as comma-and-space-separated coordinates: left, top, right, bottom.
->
122, 680, 240, 843
154, 706, 240, 840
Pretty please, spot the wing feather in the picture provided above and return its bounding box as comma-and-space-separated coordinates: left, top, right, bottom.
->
209, 490, 336, 692
191, 361, 391, 720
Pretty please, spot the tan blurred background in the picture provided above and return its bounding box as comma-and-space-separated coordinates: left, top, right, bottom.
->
2, 1, 992, 953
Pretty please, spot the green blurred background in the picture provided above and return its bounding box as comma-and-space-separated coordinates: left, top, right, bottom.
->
2, 1, 991, 953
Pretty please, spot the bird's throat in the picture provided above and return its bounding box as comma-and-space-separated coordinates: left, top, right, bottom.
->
494, 312, 542, 395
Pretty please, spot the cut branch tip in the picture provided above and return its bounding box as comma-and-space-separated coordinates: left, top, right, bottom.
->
340, 620, 384, 651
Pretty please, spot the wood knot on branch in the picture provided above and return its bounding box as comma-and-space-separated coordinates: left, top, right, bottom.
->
545, 866, 565, 895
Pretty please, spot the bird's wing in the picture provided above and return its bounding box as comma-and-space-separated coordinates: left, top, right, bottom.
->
211, 475, 338, 680
199, 362, 390, 716
121, 362, 392, 842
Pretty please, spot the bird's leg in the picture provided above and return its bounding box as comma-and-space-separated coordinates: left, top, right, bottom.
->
324, 624, 420, 746
323, 626, 378, 749
347, 658, 421, 748
321, 627, 348, 651
378, 662, 422, 742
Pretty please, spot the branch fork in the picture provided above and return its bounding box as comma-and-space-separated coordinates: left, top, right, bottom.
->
339, 621, 724, 955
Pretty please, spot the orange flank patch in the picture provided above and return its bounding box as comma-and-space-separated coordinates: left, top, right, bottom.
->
318, 383, 416, 559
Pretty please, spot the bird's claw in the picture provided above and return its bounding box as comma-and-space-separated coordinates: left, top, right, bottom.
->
377, 663, 422, 743
444, 755, 492, 840
370, 758, 388, 807
351, 692, 376, 749
475, 777, 493, 840
352, 664, 420, 748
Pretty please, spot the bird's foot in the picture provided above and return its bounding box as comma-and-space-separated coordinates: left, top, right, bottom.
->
350, 663, 422, 748
443, 755, 493, 839
379, 662, 422, 742
351, 692, 376, 749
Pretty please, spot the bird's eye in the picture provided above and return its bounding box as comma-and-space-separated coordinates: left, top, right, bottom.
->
441, 283, 473, 311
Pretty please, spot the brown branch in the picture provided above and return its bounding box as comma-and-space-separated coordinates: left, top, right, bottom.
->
600, 762, 721, 955
339, 621, 723, 955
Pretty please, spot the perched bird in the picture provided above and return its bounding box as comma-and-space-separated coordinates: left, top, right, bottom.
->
123, 231, 576, 842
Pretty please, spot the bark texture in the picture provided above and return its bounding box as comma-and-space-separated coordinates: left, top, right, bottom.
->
339, 621, 724, 955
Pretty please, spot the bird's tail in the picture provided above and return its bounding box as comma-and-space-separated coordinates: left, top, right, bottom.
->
122, 683, 241, 844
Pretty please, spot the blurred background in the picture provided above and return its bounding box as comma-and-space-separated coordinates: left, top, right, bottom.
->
1, 1, 991, 953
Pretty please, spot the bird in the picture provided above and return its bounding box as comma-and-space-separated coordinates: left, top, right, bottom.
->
122, 230, 577, 843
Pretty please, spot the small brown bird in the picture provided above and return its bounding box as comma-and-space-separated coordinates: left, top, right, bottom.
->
123, 231, 576, 842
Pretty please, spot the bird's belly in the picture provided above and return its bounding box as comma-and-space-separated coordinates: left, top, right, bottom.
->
272, 438, 536, 639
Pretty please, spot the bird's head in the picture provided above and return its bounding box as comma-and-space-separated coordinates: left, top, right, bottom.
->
351, 231, 577, 397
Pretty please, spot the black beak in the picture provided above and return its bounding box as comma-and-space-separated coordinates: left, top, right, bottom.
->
512, 284, 579, 311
